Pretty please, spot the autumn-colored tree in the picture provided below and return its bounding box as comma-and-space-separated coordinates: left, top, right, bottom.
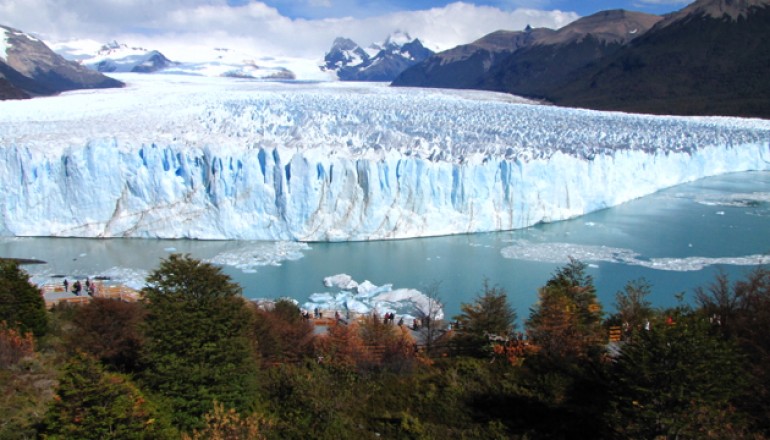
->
358, 315, 416, 370
314, 321, 367, 368
140, 254, 260, 432
66, 298, 146, 373
527, 258, 603, 360
39, 352, 176, 439
252, 299, 314, 364
452, 280, 517, 357
0, 260, 48, 337
182, 401, 272, 440
0, 320, 35, 368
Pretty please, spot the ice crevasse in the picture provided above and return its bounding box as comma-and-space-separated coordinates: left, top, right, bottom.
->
1, 75, 769, 241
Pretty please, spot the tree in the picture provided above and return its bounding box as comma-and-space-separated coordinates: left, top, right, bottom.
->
609, 312, 749, 438
66, 298, 146, 373
613, 278, 655, 339
140, 254, 259, 432
453, 280, 517, 356
526, 258, 603, 360
39, 352, 176, 439
252, 299, 314, 364
414, 281, 446, 356
182, 401, 272, 440
695, 267, 770, 433
0, 260, 48, 337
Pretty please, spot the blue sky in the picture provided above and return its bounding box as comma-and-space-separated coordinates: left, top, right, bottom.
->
231, 0, 692, 19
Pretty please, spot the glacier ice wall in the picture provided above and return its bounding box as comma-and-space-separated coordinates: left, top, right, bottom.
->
1, 74, 768, 241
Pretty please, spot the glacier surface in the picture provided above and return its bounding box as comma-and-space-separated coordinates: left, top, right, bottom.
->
1, 73, 769, 241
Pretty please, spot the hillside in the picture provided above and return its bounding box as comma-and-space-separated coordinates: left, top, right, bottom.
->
391, 27, 555, 89
551, 0, 770, 117
481, 10, 661, 99
1, 24, 123, 99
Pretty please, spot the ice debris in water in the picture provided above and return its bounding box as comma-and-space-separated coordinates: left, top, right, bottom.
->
304, 274, 444, 322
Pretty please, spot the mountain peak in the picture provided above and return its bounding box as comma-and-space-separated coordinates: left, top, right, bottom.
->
538, 9, 662, 46
665, 0, 770, 22
321, 32, 433, 81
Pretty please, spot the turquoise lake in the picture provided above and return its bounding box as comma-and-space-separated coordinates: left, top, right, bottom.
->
2, 171, 768, 320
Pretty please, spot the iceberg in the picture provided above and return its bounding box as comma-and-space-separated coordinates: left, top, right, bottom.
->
303, 274, 444, 322
0, 73, 768, 241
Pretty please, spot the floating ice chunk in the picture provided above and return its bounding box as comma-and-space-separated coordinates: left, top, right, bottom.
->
695, 192, 770, 208
500, 240, 770, 271
500, 240, 640, 264
207, 242, 309, 273
323, 273, 358, 290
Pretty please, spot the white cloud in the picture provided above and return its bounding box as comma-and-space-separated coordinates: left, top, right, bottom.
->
0, 0, 578, 61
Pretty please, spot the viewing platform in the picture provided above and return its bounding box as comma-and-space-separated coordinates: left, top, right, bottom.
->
40, 281, 141, 308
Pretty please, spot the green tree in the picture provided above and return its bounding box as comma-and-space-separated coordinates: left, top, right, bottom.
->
609, 311, 749, 438
39, 352, 176, 439
452, 280, 517, 356
695, 267, 770, 433
527, 258, 603, 360
140, 254, 259, 432
612, 278, 655, 339
0, 260, 48, 337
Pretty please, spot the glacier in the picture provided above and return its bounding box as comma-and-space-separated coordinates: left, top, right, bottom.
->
0, 73, 768, 241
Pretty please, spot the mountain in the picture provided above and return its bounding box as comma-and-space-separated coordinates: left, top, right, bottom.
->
479, 10, 661, 99
159, 46, 296, 80
52, 40, 297, 80
321, 32, 434, 81
393, 10, 660, 96
391, 27, 556, 89
0, 24, 123, 99
1, 75, 767, 241
85, 41, 176, 73
550, 0, 770, 118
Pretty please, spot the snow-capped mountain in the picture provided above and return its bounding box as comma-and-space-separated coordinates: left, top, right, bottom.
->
161, 46, 296, 80
1, 74, 768, 241
84, 41, 176, 73
52, 39, 297, 80
0, 24, 123, 100
321, 32, 434, 81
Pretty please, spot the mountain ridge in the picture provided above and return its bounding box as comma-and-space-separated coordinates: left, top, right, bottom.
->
321, 32, 434, 81
1, 24, 123, 100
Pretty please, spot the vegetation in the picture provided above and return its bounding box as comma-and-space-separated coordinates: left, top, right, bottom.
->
0, 260, 48, 337
140, 254, 260, 431
39, 352, 176, 439
4, 254, 770, 438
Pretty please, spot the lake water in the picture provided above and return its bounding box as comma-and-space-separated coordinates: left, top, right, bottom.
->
2, 171, 769, 321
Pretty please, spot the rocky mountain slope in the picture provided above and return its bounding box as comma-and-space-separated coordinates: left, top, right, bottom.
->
479, 10, 661, 99
394, 0, 769, 118
391, 27, 556, 89
551, 0, 770, 117
0, 24, 123, 99
394, 10, 660, 96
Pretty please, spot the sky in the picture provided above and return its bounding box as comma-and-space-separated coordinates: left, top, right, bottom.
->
0, 0, 694, 66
